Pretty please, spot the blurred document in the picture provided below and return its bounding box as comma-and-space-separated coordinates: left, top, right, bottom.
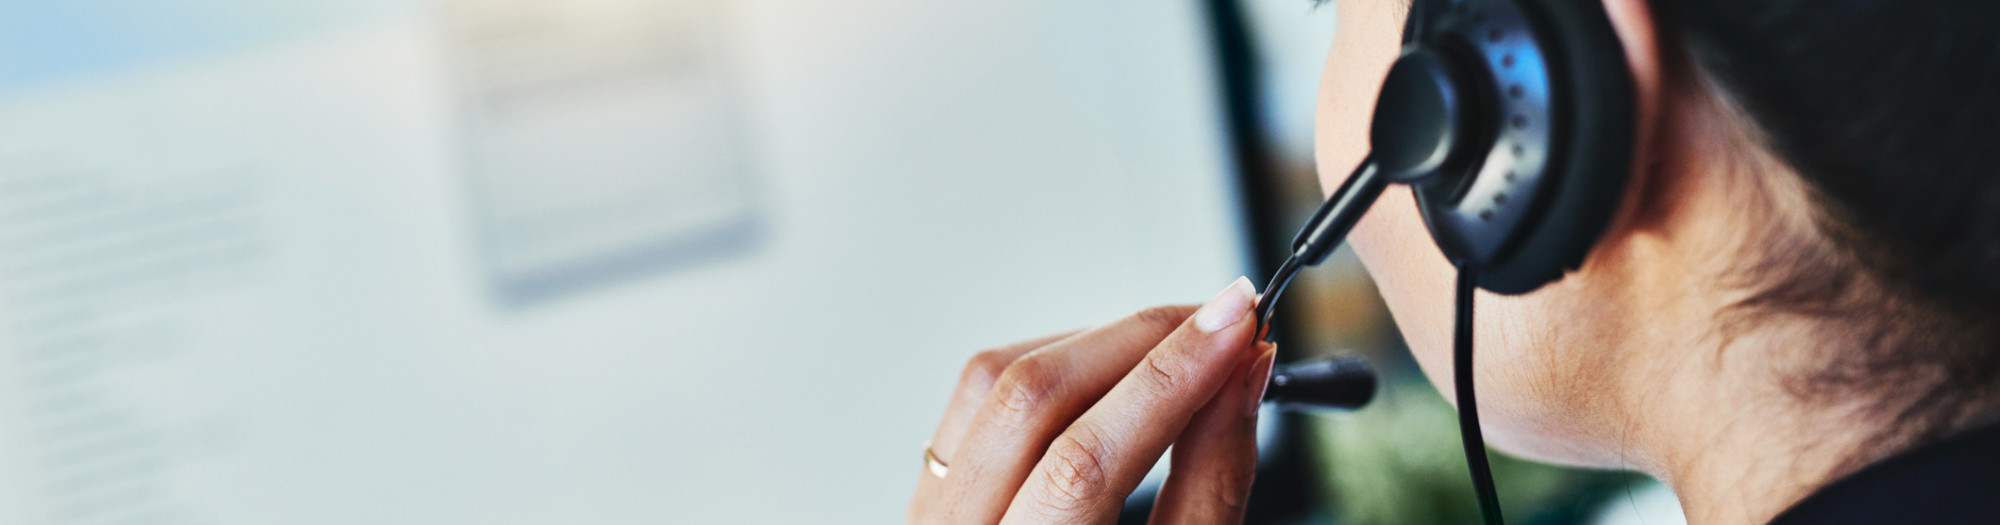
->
443, 0, 762, 303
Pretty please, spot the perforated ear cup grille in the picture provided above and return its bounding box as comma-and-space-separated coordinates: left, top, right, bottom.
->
1403, 0, 1636, 295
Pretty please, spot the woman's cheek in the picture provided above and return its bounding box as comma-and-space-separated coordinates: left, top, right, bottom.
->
1347, 188, 1460, 397
1313, 0, 1460, 394
1313, 0, 1405, 188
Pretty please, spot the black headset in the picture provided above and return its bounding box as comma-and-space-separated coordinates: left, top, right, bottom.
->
1256, 0, 1635, 523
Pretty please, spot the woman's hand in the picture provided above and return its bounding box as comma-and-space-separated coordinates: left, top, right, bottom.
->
908, 278, 1278, 524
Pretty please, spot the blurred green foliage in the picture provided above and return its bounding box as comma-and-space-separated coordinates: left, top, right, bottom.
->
1308, 374, 1647, 525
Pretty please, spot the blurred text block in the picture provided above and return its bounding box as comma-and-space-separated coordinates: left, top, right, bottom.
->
443, 0, 763, 303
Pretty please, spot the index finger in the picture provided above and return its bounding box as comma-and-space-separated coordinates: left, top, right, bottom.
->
999, 277, 1262, 524
929, 304, 1199, 523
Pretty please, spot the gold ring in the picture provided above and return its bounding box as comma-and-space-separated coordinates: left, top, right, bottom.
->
923, 442, 949, 479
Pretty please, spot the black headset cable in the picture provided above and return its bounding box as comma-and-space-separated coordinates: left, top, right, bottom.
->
1455, 262, 1505, 525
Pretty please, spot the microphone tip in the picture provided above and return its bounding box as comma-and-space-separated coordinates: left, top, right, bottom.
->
1263, 354, 1378, 411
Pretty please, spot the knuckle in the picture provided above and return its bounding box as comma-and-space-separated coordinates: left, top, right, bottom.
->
991, 356, 1063, 422
1039, 428, 1115, 510
1195, 461, 1255, 516
1136, 351, 1195, 397
959, 350, 1013, 392
1131, 305, 1193, 334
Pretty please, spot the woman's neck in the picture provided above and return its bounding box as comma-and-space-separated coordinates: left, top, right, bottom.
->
1600, 89, 1894, 525
1628, 325, 1886, 525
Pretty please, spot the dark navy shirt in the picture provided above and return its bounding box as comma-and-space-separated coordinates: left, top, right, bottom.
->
1769, 423, 2000, 524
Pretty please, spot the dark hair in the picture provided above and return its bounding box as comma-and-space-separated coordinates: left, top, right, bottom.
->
1661, 0, 2000, 459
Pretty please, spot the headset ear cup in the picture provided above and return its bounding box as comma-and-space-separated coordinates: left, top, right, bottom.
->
1473, 0, 1635, 294
1398, 0, 1636, 295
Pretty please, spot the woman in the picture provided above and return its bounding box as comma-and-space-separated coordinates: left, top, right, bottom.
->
907, 0, 2000, 523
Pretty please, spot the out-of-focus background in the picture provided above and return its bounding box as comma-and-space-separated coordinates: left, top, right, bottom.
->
0, 0, 1685, 523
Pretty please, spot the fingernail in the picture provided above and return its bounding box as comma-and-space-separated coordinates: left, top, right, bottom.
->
1245, 346, 1277, 416
1193, 277, 1256, 333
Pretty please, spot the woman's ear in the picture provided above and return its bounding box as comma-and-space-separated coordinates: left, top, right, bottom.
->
1602, 0, 1662, 88
1597, 0, 1669, 236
